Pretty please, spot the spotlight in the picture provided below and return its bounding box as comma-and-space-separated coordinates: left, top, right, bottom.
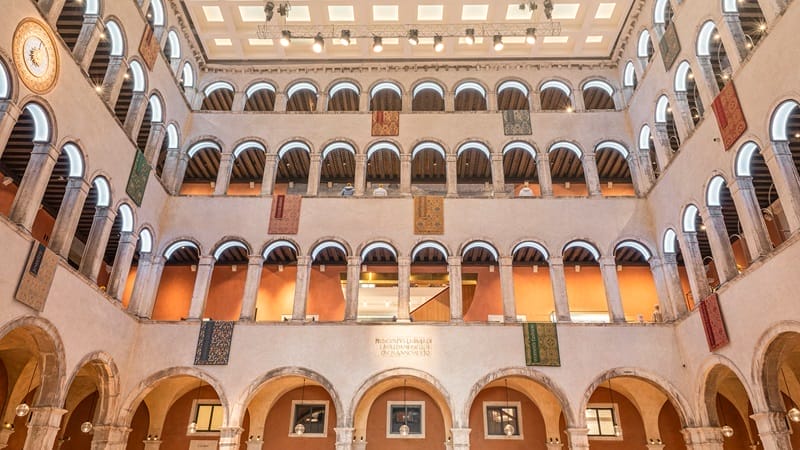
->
340, 29, 351, 46
464, 28, 475, 45
525, 27, 537, 44
408, 29, 419, 46
280, 30, 291, 47
312, 33, 324, 53
372, 36, 383, 53
493, 35, 504, 51
434, 35, 444, 52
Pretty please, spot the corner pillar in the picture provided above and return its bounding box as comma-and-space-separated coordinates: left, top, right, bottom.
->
187, 255, 215, 319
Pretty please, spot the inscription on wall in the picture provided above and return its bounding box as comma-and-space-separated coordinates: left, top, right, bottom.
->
375, 337, 433, 358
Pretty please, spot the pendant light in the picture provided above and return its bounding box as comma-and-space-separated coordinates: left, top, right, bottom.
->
80, 393, 97, 434
717, 395, 734, 438
607, 380, 622, 437
187, 380, 202, 434
15, 359, 39, 417
399, 379, 410, 436
781, 368, 800, 422
503, 379, 515, 436
294, 379, 306, 435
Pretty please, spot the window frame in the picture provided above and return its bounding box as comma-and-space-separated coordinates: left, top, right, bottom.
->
187, 399, 224, 436
483, 401, 524, 440
586, 403, 623, 440
289, 400, 330, 438
386, 400, 426, 439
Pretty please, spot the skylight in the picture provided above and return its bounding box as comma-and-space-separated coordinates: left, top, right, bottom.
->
461, 4, 489, 21
543, 36, 569, 44
595, 3, 617, 19
238, 6, 265, 22
585, 35, 604, 43
505, 4, 532, 20
286, 5, 311, 22
202, 5, 224, 22
328, 5, 355, 22
373, 5, 400, 21
214, 38, 232, 46
552, 4, 580, 20
248, 38, 273, 46
418, 5, 444, 21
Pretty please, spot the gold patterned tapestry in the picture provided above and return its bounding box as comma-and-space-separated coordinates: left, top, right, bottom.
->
372, 111, 400, 136
522, 322, 560, 366
126, 150, 150, 207
139, 25, 159, 71
268, 194, 302, 234
699, 293, 729, 352
15, 242, 58, 311
194, 321, 235, 365
502, 110, 532, 136
712, 81, 748, 151
659, 22, 681, 71
414, 196, 444, 235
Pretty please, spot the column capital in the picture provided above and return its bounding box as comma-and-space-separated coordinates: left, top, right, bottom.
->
447, 255, 462, 266
647, 255, 663, 269
750, 410, 792, 435
248, 254, 265, 266
565, 427, 590, 449
334, 427, 355, 443
347, 255, 362, 266
450, 428, 471, 446
0, 100, 22, 117
681, 427, 724, 447
499, 255, 514, 266
662, 252, 678, 264
397, 256, 411, 266
549, 255, 564, 266
198, 255, 216, 266
66, 176, 91, 192
598, 255, 617, 266
296, 255, 312, 266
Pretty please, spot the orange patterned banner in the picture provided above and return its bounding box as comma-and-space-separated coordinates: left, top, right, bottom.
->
712, 81, 747, 151
372, 111, 400, 136
139, 25, 159, 71
268, 194, 302, 234
699, 293, 729, 351
414, 196, 444, 235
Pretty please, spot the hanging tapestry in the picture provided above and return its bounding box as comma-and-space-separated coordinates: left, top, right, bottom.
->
522, 322, 561, 366
15, 241, 59, 311
502, 110, 532, 136
194, 320, 235, 365
699, 293, 730, 351
659, 22, 681, 71
414, 196, 444, 235
712, 81, 748, 151
268, 194, 302, 234
372, 111, 400, 136
139, 25, 159, 71
126, 150, 150, 207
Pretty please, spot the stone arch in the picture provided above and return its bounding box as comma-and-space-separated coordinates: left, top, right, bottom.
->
308, 237, 353, 260
0, 51, 19, 102
211, 237, 253, 260
18, 98, 56, 143
752, 321, 800, 412
695, 355, 760, 424
160, 237, 203, 260
63, 351, 121, 425
410, 239, 452, 262
509, 238, 553, 262
261, 238, 302, 260
357, 239, 402, 260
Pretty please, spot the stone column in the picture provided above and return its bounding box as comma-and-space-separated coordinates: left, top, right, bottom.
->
90, 424, 131, 450
582, 153, 603, 198
599, 256, 626, 323
678, 232, 712, 304
757, 0, 786, 26
101, 57, 128, 107
761, 143, 800, 234
446, 155, 458, 197
548, 256, 571, 322
344, 256, 361, 321
261, 154, 277, 196
335, 427, 354, 450
701, 206, 739, 283
450, 428, 470, 450
444, 91, 455, 112
397, 256, 411, 322
536, 153, 554, 197
486, 92, 497, 112
49, 177, 90, 258
0, 102, 22, 158
74, 15, 104, 71
400, 153, 412, 196
729, 177, 773, 260
448, 256, 463, 322
565, 427, 589, 450
231, 92, 247, 113
244, 438, 263, 450
530, 92, 542, 111
292, 256, 312, 321
306, 153, 321, 196
649, 255, 685, 320
187, 256, 215, 320
9, 143, 59, 230
626, 154, 649, 195
123, 93, 148, 139
681, 427, 724, 450
22, 407, 67, 450
402, 92, 413, 112
218, 427, 242, 450
490, 154, 506, 196
639, 149, 658, 186
128, 255, 165, 318
696, 56, 721, 102
79, 206, 117, 283
40, 0, 67, 25
572, 91, 586, 112
316, 93, 327, 113
653, 123, 674, 169
107, 231, 138, 300
240, 255, 265, 321
274, 92, 287, 112
359, 92, 369, 112
721, 13, 748, 66
214, 153, 234, 196
143, 123, 166, 164
0, 428, 13, 449
673, 92, 695, 141
142, 440, 162, 450
750, 411, 793, 450
499, 256, 516, 323
170, 153, 191, 195
354, 154, 367, 197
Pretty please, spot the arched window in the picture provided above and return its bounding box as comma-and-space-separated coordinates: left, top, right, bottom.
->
539, 80, 573, 111
674, 61, 704, 126
456, 142, 492, 195
286, 82, 318, 112
497, 80, 530, 110
548, 142, 586, 196
320, 142, 356, 195
653, 0, 675, 37
89, 20, 125, 92
454, 82, 487, 111
697, 21, 732, 92
582, 80, 615, 110
638, 124, 660, 178
202, 81, 235, 111
244, 82, 276, 112
706, 175, 751, 269
181, 62, 195, 91
655, 95, 681, 153
181, 141, 222, 195
327, 81, 360, 112
503, 142, 538, 196
114, 61, 146, 123
275, 141, 312, 193
411, 141, 447, 194
623, 61, 638, 90
366, 142, 401, 192
637, 30, 655, 68
370, 82, 403, 111
164, 30, 181, 61
229, 141, 266, 195
0, 60, 10, 100
412, 82, 445, 112
595, 141, 634, 196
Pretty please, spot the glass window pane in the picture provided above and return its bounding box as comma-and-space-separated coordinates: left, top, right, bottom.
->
486, 406, 519, 436
597, 409, 615, 435
294, 404, 327, 434
209, 405, 223, 431
196, 405, 213, 431
390, 405, 422, 434
585, 409, 600, 435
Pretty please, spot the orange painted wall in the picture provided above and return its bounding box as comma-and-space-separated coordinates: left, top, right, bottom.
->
585, 387, 646, 450
307, 267, 346, 322
204, 266, 247, 321
125, 402, 150, 450
255, 266, 297, 321
467, 387, 548, 450
227, 183, 262, 196
718, 395, 760, 450
59, 391, 98, 450
658, 400, 687, 450
0, 182, 58, 245
262, 386, 336, 450
0, 360, 7, 422
617, 267, 659, 321
151, 266, 197, 321
564, 267, 608, 315
463, 267, 502, 321
365, 387, 446, 450
0, 182, 15, 216
6, 389, 36, 449
512, 267, 555, 322
122, 265, 138, 308
160, 386, 220, 449
180, 183, 214, 196
551, 182, 588, 197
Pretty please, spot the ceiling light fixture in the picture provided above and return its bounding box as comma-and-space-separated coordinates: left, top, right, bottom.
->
408, 29, 419, 46
526, 27, 537, 44
372, 36, 383, 53
312, 33, 324, 53
493, 34, 504, 51
340, 29, 351, 46
280, 30, 291, 47
434, 35, 444, 52
465, 28, 475, 45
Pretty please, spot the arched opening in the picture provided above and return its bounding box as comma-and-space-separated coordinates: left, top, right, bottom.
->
653, 0, 675, 37
286, 83, 318, 112
548, 143, 587, 197
32, 142, 80, 246
562, 240, 608, 322
497, 81, 530, 110
637, 30, 655, 69
95, 203, 135, 289
461, 241, 500, 323
725, 0, 768, 52
203, 241, 249, 320
411, 142, 447, 195
454, 82, 487, 111
155, 124, 179, 179
244, 83, 276, 112
357, 242, 399, 322
412, 82, 445, 112
67, 177, 110, 270
735, 141, 787, 246
623, 61, 638, 91
366, 143, 400, 196
164, 30, 181, 64
707, 176, 752, 269
229, 142, 266, 195
145, 0, 166, 33
410, 242, 451, 323
180, 142, 221, 195
180, 62, 195, 92
54, 359, 116, 448
539, 81, 572, 112
136, 94, 161, 152
682, 205, 720, 292
703, 365, 760, 448
55, 0, 88, 50
275, 142, 311, 195
770, 100, 800, 209
327, 82, 360, 112
456, 143, 492, 197
595, 142, 634, 197
113, 62, 140, 124
503, 142, 539, 197
120, 227, 153, 309
697, 21, 733, 92
151, 241, 200, 321
308, 241, 347, 322
87, 21, 120, 90
201, 82, 235, 111
582, 80, 616, 110
0, 60, 10, 101
614, 241, 659, 322
662, 228, 693, 311
370, 82, 403, 111
656, 95, 681, 153
760, 332, 800, 448
255, 241, 299, 322
639, 125, 660, 179
319, 143, 356, 197
512, 241, 552, 322
674, 61, 704, 127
